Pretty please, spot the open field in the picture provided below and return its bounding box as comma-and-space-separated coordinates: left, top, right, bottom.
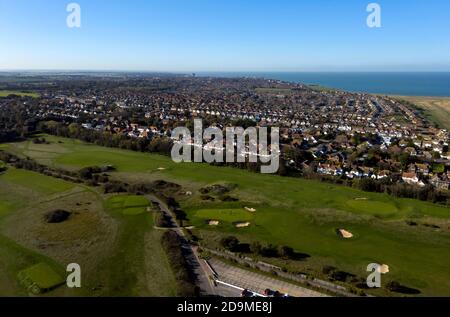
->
390, 95, 450, 130
101, 194, 179, 296
3, 135, 450, 296
255, 88, 294, 95
0, 90, 40, 98
0, 165, 179, 296
107, 195, 150, 216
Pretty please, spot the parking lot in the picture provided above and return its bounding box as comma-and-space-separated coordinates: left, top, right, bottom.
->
208, 258, 328, 297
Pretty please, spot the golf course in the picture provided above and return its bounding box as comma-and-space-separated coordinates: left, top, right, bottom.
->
0, 90, 40, 98
1, 134, 450, 296
0, 153, 179, 296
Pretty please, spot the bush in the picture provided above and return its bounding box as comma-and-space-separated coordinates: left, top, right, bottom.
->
220, 236, 240, 251
279, 246, 294, 259
161, 230, 196, 296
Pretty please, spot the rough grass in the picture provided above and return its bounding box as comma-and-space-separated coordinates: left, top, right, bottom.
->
0, 90, 40, 98
0, 167, 178, 296
393, 95, 450, 130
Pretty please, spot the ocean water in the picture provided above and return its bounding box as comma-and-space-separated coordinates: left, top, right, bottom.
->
200, 72, 450, 97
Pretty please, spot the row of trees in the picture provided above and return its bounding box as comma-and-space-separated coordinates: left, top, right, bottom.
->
220, 236, 304, 260
40, 121, 173, 155
20, 120, 449, 205
303, 171, 450, 205
161, 230, 199, 297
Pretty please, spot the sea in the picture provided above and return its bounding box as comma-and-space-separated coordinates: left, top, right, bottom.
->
198, 72, 450, 97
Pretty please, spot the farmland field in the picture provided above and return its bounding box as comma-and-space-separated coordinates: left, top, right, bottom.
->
2, 135, 450, 296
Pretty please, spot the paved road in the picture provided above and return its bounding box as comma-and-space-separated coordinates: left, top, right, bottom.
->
146, 194, 216, 296
208, 258, 328, 297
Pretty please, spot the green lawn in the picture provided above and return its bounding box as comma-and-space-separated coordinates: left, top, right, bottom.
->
1, 169, 74, 195
195, 208, 254, 222
4, 135, 450, 296
102, 195, 179, 296
106, 195, 150, 216
0, 90, 40, 98
18, 262, 65, 294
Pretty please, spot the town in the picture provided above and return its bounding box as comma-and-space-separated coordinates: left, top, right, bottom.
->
1, 74, 448, 200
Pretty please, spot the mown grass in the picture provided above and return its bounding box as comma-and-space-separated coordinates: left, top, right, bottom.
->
107, 195, 150, 216
101, 195, 179, 296
4, 135, 450, 296
1, 168, 74, 195
0, 90, 40, 98
18, 262, 65, 294
194, 208, 254, 222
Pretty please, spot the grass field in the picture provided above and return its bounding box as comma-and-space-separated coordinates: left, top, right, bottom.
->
0, 90, 40, 98
195, 208, 254, 223
102, 195, 179, 296
18, 262, 65, 294
0, 165, 179, 296
3, 135, 450, 296
391, 95, 450, 130
0, 169, 74, 295
107, 195, 150, 216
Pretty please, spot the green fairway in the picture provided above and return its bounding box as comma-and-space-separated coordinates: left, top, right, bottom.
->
346, 199, 399, 218
4, 135, 450, 296
18, 263, 65, 294
102, 195, 179, 296
106, 195, 150, 216
1, 168, 74, 195
0, 90, 40, 98
195, 208, 254, 222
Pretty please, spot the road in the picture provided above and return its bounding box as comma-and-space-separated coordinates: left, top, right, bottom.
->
146, 194, 216, 296
146, 194, 329, 298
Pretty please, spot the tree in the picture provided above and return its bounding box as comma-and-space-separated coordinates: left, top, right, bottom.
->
250, 241, 262, 255
279, 246, 294, 259
220, 236, 239, 251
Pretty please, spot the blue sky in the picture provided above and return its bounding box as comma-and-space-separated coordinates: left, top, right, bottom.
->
0, 0, 449, 72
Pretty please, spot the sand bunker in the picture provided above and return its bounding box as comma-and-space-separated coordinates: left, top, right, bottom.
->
157, 167, 166, 171
355, 197, 368, 201
208, 220, 220, 226
235, 222, 251, 228
244, 207, 256, 212
337, 229, 354, 239
379, 264, 390, 274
